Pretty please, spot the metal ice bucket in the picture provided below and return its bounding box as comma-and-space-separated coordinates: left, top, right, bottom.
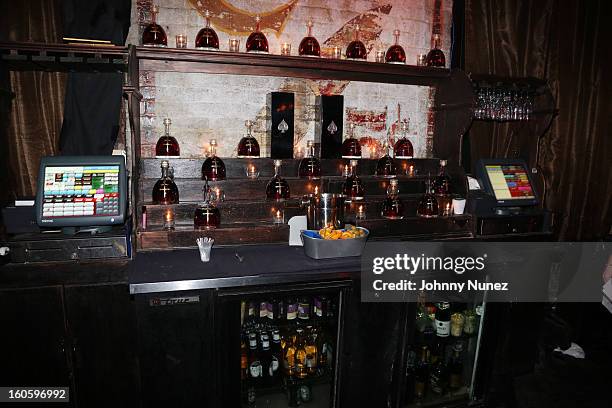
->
302, 193, 346, 230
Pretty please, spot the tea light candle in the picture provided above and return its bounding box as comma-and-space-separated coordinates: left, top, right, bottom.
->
331, 46, 342, 59
246, 164, 259, 179
175, 34, 187, 49
273, 208, 284, 224
163, 208, 175, 230
356, 204, 366, 220
314, 185, 319, 196
408, 164, 415, 177
213, 186, 225, 202
229, 38, 240, 52
417, 53, 427, 66
445, 202, 451, 217
375, 50, 385, 63
281, 42, 291, 56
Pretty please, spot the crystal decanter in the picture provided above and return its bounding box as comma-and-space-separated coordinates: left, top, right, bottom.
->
341, 123, 362, 159
155, 118, 180, 158
381, 178, 404, 219
433, 159, 450, 195
376, 141, 397, 178
246, 16, 269, 53
385, 29, 406, 64
298, 20, 321, 57
152, 160, 179, 205
393, 119, 414, 159
343, 160, 365, 201
195, 10, 219, 50
201, 139, 226, 181
266, 160, 290, 201
194, 179, 220, 230
237, 120, 260, 158
417, 178, 439, 218
142, 5, 167, 47
298, 140, 321, 179
426, 34, 446, 67
346, 25, 367, 60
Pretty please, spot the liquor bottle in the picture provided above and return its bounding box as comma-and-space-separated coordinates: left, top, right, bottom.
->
433, 159, 451, 195
345, 25, 367, 60
245, 301, 257, 329
286, 297, 298, 321
343, 159, 365, 201
341, 123, 362, 159
155, 118, 180, 158
246, 16, 269, 53
434, 302, 451, 337
142, 5, 167, 47
429, 351, 449, 395
270, 329, 282, 383
201, 139, 226, 181
248, 332, 263, 386
195, 10, 219, 50
394, 119, 414, 159
266, 160, 290, 201
258, 300, 268, 322
426, 34, 446, 67
381, 178, 404, 219
299, 20, 321, 57
298, 140, 321, 179
414, 345, 430, 399
267, 299, 284, 322
417, 178, 439, 218
317, 329, 333, 372
385, 29, 406, 64
241, 338, 249, 381
260, 334, 272, 386
237, 120, 260, 158
152, 160, 179, 204
376, 141, 397, 177
194, 179, 221, 229
283, 333, 297, 377
305, 327, 318, 376
297, 297, 311, 322
448, 342, 464, 390
294, 328, 308, 379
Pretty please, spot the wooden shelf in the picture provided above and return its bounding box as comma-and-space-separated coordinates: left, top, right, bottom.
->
136, 46, 451, 86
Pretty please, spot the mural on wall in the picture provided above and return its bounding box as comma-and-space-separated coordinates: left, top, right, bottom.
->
129, 0, 453, 159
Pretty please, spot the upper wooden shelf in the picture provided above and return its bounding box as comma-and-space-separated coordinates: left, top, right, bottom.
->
135, 46, 451, 86
0, 41, 128, 72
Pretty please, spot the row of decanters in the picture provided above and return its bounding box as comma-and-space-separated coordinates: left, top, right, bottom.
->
142, 6, 445, 67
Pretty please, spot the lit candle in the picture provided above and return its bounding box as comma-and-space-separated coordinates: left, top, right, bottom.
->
175, 34, 187, 49
314, 185, 319, 196
213, 187, 224, 202
281, 42, 292, 56
229, 38, 240, 52
375, 50, 385, 63
445, 202, 451, 217
331, 46, 342, 59
273, 208, 284, 224
246, 164, 259, 179
356, 204, 366, 220
408, 165, 415, 177
163, 208, 175, 231
417, 53, 427, 66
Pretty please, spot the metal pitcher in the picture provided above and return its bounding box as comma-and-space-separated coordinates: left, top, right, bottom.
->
302, 193, 345, 230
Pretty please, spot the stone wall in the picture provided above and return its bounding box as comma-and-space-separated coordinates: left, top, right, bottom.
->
127, 0, 453, 159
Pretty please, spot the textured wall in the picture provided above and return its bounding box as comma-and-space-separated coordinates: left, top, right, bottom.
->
128, 0, 453, 159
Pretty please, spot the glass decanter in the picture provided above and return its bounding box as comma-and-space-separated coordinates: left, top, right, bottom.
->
433, 159, 451, 195
345, 25, 367, 60
381, 178, 404, 219
266, 160, 290, 201
152, 160, 179, 205
417, 178, 439, 218
155, 118, 180, 158
246, 16, 269, 53
426, 34, 446, 67
201, 139, 226, 181
142, 5, 167, 47
298, 140, 321, 179
394, 119, 414, 159
343, 160, 365, 201
195, 10, 219, 50
376, 141, 397, 177
341, 123, 362, 159
298, 20, 321, 57
385, 29, 406, 64
237, 120, 260, 158
194, 179, 221, 230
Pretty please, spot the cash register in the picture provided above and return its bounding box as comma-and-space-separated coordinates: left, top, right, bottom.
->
468, 159, 551, 237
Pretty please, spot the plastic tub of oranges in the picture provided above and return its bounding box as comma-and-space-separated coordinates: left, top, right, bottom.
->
301, 224, 369, 259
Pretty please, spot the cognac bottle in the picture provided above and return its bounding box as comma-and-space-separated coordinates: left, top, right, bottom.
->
194, 179, 220, 229
237, 120, 260, 158
195, 10, 219, 50
201, 139, 226, 181
432, 160, 450, 195
426, 34, 445, 68
342, 159, 365, 201
385, 29, 406, 64
394, 119, 414, 159
346, 25, 367, 60
155, 118, 180, 158
246, 16, 269, 53
341, 123, 362, 159
266, 160, 290, 201
417, 178, 439, 218
152, 160, 179, 205
142, 5, 167, 47
381, 178, 404, 219
376, 141, 397, 178
298, 20, 321, 57
298, 140, 321, 179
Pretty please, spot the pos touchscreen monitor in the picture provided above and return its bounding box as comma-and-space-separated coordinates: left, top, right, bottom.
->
475, 159, 539, 206
35, 155, 127, 231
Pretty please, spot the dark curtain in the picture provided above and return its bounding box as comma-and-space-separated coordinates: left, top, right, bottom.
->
0, 0, 65, 201
465, 0, 612, 240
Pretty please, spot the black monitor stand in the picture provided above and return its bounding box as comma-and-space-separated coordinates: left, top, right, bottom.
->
61, 226, 113, 235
